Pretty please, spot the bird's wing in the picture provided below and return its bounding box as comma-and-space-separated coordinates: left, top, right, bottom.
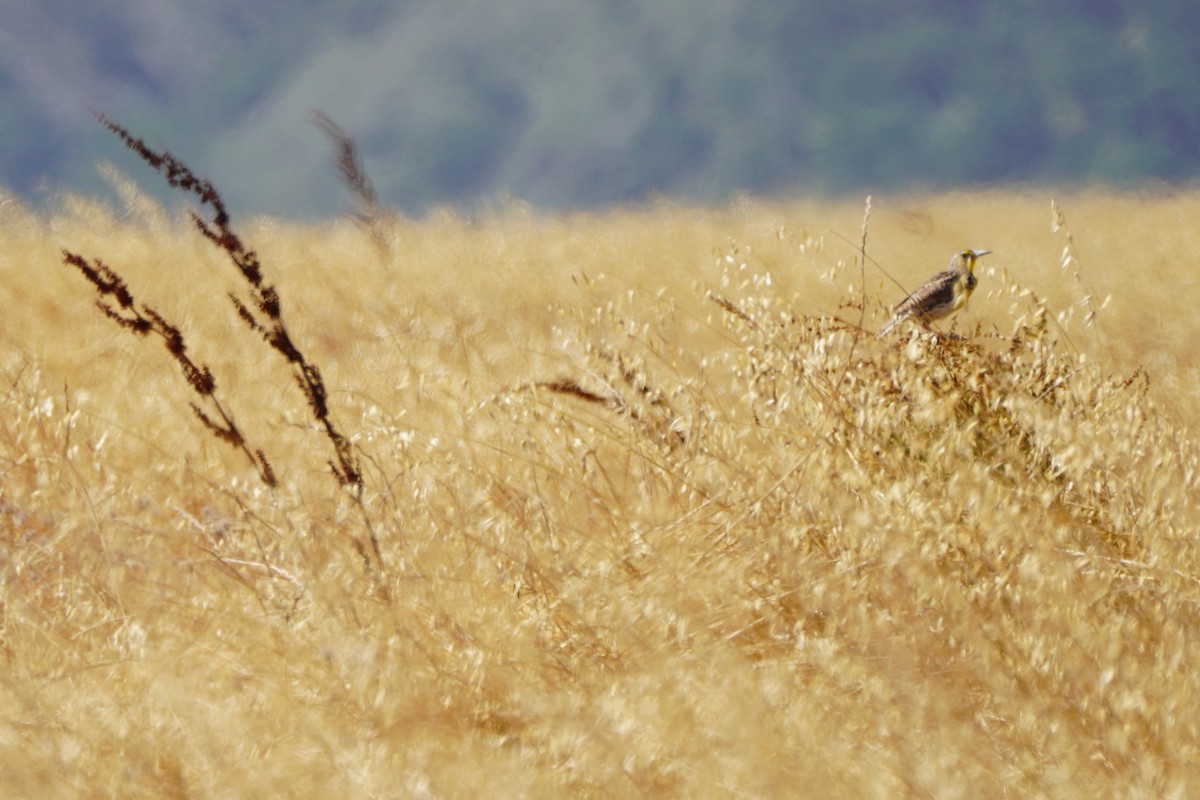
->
892, 268, 959, 319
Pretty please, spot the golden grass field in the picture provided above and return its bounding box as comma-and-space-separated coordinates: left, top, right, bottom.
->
2, 183, 1199, 797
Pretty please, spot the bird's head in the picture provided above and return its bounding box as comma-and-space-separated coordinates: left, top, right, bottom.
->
954, 249, 990, 275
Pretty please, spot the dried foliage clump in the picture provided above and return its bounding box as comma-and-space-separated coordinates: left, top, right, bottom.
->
4, 179, 1200, 798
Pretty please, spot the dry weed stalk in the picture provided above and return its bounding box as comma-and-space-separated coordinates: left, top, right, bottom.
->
530, 359, 686, 449
97, 115, 362, 491
526, 304, 690, 451
63, 116, 385, 578
60, 250, 277, 487
308, 109, 390, 254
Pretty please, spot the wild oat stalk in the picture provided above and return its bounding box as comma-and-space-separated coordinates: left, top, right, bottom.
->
97, 115, 363, 491
836, 194, 872, 397
1051, 198, 1111, 333
60, 251, 277, 487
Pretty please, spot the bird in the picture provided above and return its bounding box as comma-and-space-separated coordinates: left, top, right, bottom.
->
877, 249, 990, 337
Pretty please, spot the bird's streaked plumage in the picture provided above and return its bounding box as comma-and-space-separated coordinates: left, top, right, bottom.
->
878, 249, 990, 337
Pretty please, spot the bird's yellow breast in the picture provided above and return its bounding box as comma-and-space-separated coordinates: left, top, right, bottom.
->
954, 271, 978, 308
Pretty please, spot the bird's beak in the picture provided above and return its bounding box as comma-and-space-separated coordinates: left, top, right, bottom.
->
972, 250, 991, 258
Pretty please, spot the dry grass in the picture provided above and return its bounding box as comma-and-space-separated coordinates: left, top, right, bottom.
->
2, 178, 1200, 797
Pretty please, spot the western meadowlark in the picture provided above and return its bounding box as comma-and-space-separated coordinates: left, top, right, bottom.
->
877, 249, 990, 337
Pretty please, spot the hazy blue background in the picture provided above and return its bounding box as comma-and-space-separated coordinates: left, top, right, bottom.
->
3, 0, 1199, 217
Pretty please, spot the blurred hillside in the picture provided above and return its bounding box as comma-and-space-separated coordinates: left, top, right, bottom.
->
3, 0, 1199, 216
